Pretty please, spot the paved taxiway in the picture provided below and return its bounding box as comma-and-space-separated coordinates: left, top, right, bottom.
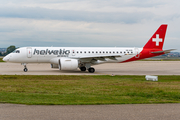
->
0, 61, 180, 75
1, 104, 180, 120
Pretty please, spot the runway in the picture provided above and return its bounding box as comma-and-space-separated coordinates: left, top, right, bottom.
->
1, 104, 180, 120
0, 61, 180, 75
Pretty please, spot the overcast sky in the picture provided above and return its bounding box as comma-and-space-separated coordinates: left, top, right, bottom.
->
0, 0, 180, 51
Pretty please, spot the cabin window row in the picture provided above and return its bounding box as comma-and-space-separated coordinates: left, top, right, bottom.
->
73, 51, 133, 54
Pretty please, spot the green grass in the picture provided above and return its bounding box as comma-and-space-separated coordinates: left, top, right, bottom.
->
0, 58, 4, 62
0, 75, 180, 105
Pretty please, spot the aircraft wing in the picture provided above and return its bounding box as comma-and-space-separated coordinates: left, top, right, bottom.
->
73, 54, 133, 61
151, 49, 176, 54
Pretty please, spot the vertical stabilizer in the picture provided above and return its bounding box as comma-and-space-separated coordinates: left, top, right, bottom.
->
143, 24, 167, 50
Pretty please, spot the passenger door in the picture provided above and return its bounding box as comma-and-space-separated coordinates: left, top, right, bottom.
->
27, 47, 32, 58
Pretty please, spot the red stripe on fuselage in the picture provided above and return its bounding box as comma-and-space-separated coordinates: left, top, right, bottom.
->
120, 48, 164, 63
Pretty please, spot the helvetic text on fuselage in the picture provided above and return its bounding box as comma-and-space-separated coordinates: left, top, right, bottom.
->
33, 49, 70, 57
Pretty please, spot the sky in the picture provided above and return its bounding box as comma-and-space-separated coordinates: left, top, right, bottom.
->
0, 0, 180, 51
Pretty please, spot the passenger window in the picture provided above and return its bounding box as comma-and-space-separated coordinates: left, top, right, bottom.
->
84, 51, 86, 53
77, 51, 78, 53
89, 51, 90, 53
109, 51, 111, 53
80, 51, 82, 53
92, 51, 94, 53
96, 51, 98, 53
113, 51, 115, 53
106, 51, 108, 53
117, 51, 118, 53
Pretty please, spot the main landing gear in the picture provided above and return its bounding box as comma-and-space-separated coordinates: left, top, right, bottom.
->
22, 63, 28, 72
80, 67, 86, 71
88, 67, 95, 73
80, 66, 95, 73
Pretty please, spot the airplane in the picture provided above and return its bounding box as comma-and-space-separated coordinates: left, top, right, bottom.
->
3, 24, 175, 73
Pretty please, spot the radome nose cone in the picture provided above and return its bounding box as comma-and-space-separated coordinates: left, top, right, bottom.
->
2, 57, 6, 61
3, 56, 8, 61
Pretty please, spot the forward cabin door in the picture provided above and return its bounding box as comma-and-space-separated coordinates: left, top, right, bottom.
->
27, 47, 32, 58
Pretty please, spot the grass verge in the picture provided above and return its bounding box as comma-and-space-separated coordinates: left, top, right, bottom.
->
0, 75, 180, 105
0, 58, 4, 62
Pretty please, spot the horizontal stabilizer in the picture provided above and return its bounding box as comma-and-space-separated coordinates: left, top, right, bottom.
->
151, 49, 176, 54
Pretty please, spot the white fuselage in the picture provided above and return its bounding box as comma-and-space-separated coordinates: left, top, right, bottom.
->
3, 47, 142, 64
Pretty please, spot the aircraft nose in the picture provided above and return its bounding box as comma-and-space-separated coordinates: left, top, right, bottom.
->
3, 56, 9, 62
3, 56, 6, 61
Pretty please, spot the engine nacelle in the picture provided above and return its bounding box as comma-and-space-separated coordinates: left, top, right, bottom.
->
59, 58, 78, 70
50, 58, 78, 70
51, 64, 58, 68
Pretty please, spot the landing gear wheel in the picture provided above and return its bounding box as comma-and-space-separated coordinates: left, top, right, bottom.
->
21, 63, 28, 72
80, 67, 86, 71
88, 67, 95, 73
24, 68, 28, 72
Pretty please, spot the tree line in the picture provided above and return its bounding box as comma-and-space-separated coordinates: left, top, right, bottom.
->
0, 45, 16, 56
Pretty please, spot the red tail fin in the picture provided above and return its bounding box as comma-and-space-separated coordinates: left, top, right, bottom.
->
143, 24, 167, 50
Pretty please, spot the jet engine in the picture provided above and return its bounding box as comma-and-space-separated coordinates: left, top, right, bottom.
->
59, 58, 78, 70
50, 58, 78, 70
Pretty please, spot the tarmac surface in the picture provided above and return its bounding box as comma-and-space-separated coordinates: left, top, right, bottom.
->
0, 61, 180, 75
0, 61, 180, 120
1, 104, 180, 120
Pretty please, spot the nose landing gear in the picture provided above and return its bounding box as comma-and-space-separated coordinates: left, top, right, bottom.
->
22, 63, 28, 72
24, 67, 28, 72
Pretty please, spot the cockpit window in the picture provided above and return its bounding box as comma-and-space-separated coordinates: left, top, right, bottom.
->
16, 50, 20, 53
12, 50, 20, 53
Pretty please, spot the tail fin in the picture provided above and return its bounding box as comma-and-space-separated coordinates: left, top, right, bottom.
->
143, 24, 167, 50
